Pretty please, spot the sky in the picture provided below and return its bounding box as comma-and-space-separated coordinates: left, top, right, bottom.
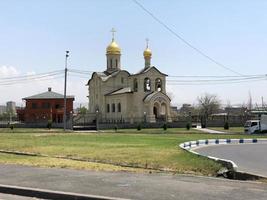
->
0, 0, 267, 108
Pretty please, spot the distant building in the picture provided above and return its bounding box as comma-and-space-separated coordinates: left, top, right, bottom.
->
17, 88, 75, 123
224, 106, 247, 116
6, 101, 16, 115
0, 105, 6, 115
179, 104, 194, 116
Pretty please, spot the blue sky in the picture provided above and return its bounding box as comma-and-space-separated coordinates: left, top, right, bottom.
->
0, 0, 267, 107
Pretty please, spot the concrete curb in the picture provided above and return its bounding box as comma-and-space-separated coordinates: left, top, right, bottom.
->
179, 138, 267, 179
0, 184, 130, 200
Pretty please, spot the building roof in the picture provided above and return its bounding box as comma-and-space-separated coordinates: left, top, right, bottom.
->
133, 66, 168, 76
23, 88, 75, 100
105, 87, 133, 96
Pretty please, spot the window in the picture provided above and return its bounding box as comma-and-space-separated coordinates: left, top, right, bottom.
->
121, 77, 124, 84
144, 78, 151, 92
116, 59, 118, 68
134, 78, 138, 92
112, 103, 115, 112
155, 78, 162, 92
251, 122, 258, 127
32, 103, 37, 109
110, 59, 112, 68
55, 104, 61, 109
42, 102, 51, 109
118, 103, 121, 112
107, 104, 110, 113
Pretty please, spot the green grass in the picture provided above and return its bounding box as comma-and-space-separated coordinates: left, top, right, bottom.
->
0, 127, 265, 176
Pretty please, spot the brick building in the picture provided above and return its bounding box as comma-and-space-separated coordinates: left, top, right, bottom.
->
18, 88, 74, 123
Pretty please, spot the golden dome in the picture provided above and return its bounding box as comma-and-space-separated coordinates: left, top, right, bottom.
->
106, 39, 121, 55
143, 47, 152, 58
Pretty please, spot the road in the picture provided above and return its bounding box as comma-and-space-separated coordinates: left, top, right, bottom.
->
195, 143, 267, 177
0, 193, 43, 200
0, 164, 267, 200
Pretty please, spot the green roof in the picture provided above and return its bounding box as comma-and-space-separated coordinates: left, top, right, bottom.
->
23, 88, 74, 100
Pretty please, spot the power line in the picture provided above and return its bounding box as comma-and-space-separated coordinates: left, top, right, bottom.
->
0, 74, 64, 86
0, 71, 64, 84
132, 0, 243, 76
0, 70, 64, 80
167, 78, 266, 85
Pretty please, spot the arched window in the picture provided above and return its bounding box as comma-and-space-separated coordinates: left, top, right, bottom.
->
134, 78, 138, 92
116, 59, 118, 68
110, 59, 113, 68
155, 78, 162, 92
118, 103, 121, 112
107, 104, 110, 113
112, 103, 115, 112
144, 78, 151, 92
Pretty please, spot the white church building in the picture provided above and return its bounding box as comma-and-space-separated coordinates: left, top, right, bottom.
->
87, 32, 172, 124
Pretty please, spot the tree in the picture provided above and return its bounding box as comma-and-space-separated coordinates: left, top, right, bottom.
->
197, 93, 221, 128
78, 106, 88, 115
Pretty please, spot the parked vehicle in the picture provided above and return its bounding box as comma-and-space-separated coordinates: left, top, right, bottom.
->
244, 114, 267, 134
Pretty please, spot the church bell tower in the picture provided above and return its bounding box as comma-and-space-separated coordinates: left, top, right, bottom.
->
106, 28, 121, 73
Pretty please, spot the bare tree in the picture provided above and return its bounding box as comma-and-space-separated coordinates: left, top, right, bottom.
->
247, 91, 253, 111
197, 93, 221, 127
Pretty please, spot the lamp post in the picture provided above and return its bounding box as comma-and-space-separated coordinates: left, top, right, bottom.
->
144, 111, 147, 124
63, 51, 69, 131
96, 109, 99, 131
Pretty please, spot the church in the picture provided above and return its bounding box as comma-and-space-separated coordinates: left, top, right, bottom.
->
87, 31, 172, 124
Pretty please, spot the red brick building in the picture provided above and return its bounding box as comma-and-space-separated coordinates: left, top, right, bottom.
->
18, 88, 74, 123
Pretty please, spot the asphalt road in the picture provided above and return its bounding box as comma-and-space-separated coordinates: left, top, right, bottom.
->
0, 193, 43, 200
0, 164, 267, 200
195, 143, 267, 177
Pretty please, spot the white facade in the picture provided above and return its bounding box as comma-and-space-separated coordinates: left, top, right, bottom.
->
87, 37, 172, 123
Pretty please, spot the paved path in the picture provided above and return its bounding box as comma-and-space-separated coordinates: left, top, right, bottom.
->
195, 143, 267, 177
193, 128, 226, 134
0, 164, 267, 200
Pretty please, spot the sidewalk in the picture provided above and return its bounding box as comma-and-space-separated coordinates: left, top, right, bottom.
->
194, 127, 226, 134
0, 164, 267, 200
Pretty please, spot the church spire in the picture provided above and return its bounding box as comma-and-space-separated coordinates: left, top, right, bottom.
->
143, 38, 152, 69
106, 28, 121, 73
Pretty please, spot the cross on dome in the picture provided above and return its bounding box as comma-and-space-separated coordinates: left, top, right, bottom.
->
111, 28, 116, 41
146, 38, 149, 48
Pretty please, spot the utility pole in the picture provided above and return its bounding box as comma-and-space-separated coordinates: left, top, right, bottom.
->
63, 51, 69, 131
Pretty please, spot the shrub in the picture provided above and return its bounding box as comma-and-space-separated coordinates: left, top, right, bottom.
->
114, 125, 118, 132
9, 124, 14, 130
186, 122, 191, 130
47, 120, 52, 129
163, 123, 167, 131
224, 122, 229, 130
137, 124, 142, 131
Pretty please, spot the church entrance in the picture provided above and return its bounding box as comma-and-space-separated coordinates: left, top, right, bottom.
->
153, 102, 168, 122
153, 106, 158, 119
153, 102, 160, 121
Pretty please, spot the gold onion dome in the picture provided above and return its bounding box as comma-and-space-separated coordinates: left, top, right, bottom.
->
106, 39, 121, 55
143, 47, 152, 58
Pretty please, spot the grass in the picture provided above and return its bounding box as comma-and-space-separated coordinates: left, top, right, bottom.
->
0, 127, 265, 176
208, 127, 244, 134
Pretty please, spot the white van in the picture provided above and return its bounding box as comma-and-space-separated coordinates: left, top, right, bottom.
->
244, 114, 267, 134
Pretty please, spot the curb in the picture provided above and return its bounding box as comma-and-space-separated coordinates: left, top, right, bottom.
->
179, 138, 267, 180
0, 184, 130, 200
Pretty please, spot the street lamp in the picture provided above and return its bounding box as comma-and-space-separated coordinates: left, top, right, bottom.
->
144, 111, 147, 124
96, 109, 99, 131
63, 51, 69, 131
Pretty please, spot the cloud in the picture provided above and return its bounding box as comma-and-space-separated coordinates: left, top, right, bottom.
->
0, 66, 19, 77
